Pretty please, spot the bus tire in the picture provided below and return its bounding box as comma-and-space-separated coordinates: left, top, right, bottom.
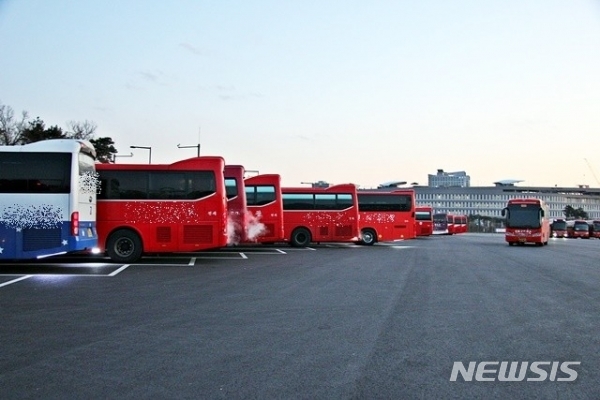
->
360, 229, 376, 246
290, 228, 311, 247
508, 242, 514, 246
107, 229, 143, 263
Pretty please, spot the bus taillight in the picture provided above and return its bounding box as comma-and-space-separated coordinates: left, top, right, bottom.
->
71, 211, 79, 236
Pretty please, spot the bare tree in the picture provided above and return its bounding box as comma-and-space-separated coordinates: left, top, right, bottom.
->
66, 120, 98, 140
0, 102, 29, 145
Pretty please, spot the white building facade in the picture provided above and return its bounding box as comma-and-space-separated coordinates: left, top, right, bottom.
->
414, 183, 600, 219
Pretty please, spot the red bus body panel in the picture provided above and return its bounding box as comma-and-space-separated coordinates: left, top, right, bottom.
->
447, 214, 457, 235
358, 190, 416, 242
244, 174, 284, 243
454, 215, 468, 234
415, 206, 433, 236
224, 165, 248, 244
282, 183, 360, 244
96, 157, 228, 253
591, 220, 600, 239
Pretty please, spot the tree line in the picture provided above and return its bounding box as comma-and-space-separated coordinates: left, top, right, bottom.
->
563, 205, 589, 220
0, 101, 117, 162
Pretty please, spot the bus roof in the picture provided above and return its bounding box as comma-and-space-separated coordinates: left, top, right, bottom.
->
244, 174, 281, 183
0, 139, 96, 158
282, 183, 357, 193
96, 156, 224, 170
507, 198, 543, 205
358, 189, 414, 195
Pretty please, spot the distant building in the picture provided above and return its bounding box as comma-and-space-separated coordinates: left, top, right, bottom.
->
428, 169, 470, 188
300, 180, 331, 188
414, 181, 600, 219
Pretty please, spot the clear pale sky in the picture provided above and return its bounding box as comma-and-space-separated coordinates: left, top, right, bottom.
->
1, 1, 600, 188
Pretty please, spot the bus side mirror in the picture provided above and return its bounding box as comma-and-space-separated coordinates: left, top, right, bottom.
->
540, 209, 545, 218
501, 208, 507, 217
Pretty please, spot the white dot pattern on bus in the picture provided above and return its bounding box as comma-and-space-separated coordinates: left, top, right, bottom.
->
0, 204, 63, 229
79, 171, 100, 194
361, 213, 396, 223
302, 213, 358, 224
123, 202, 200, 223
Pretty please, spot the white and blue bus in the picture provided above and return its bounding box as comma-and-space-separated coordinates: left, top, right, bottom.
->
0, 139, 98, 260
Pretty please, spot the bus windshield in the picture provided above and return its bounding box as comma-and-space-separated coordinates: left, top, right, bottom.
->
433, 213, 446, 222
225, 178, 238, 199
415, 211, 431, 221
552, 220, 567, 230
506, 204, 541, 229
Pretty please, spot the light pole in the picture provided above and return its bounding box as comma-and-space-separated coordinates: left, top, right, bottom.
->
130, 146, 152, 164
177, 143, 200, 157
111, 152, 133, 163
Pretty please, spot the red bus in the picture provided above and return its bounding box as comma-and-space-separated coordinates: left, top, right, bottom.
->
244, 174, 284, 243
224, 165, 248, 244
415, 206, 433, 236
357, 190, 415, 245
454, 215, 468, 234
501, 198, 550, 246
566, 219, 590, 239
281, 183, 360, 247
589, 220, 600, 239
550, 219, 568, 238
96, 156, 228, 262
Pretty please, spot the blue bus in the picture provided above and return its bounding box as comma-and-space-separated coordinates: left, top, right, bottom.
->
0, 139, 98, 260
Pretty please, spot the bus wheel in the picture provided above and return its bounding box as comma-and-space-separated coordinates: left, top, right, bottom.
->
107, 229, 143, 263
360, 229, 376, 246
290, 228, 311, 247
508, 242, 514, 246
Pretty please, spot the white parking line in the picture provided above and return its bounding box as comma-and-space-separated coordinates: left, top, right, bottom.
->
0, 275, 32, 288
240, 250, 287, 255
108, 265, 131, 276
240, 253, 248, 259
188, 257, 196, 266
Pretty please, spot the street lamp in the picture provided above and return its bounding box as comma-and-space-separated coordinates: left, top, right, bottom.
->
177, 143, 200, 157
130, 146, 152, 164
111, 152, 133, 163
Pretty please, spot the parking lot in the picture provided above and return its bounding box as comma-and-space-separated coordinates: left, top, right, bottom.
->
1, 234, 599, 398
0, 242, 413, 287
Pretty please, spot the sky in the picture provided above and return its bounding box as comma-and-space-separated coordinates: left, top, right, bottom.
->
1, 1, 600, 188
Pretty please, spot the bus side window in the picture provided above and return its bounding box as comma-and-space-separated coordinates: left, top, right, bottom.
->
110, 179, 121, 199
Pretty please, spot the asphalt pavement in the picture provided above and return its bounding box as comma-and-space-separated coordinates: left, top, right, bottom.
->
0, 235, 598, 399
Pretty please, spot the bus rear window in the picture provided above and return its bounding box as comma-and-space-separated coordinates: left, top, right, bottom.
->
0, 152, 71, 193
